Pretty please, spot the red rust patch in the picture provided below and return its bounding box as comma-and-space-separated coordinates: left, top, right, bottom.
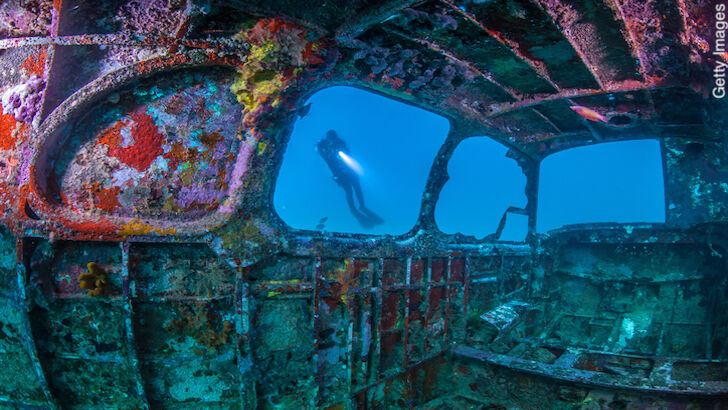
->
98, 112, 165, 171
96, 118, 128, 148
91, 183, 121, 212
0, 110, 26, 150
136, 54, 190, 75
450, 258, 465, 282
382, 292, 401, 330
431, 259, 446, 282
21, 47, 47, 76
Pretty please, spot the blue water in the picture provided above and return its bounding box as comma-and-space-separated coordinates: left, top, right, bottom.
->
275, 87, 665, 238
274, 86, 449, 235
435, 137, 527, 239
537, 139, 666, 232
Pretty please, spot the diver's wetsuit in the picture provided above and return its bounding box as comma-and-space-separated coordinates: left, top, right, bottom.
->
317, 130, 383, 228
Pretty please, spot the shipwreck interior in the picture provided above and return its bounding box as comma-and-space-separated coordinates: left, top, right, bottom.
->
0, 0, 727, 408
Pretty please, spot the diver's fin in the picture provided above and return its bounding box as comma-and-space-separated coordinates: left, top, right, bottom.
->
361, 209, 384, 226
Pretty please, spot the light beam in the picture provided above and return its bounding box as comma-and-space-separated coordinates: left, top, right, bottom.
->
338, 151, 364, 175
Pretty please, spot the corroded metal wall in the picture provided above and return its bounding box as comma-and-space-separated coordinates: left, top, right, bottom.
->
0, 0, 727, 408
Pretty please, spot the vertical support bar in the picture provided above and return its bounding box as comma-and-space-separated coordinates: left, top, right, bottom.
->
15, 238, 58, 409
344, 258, 355, 409
355, 263, 368, 389
402, 257, 412, 369
705, 279, 716, 360
313, 254, 323, 406
462, 254, 471, 345
346, 320, 354, 410
421, 257, 432, 357
442, 255, 452, 346
39, 0, 60, 122
120, 241, 150, 409
236, 265, 256, 408
497, 254, 505, 304
369, 258, 383, 384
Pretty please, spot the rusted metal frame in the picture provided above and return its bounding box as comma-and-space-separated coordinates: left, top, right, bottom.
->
335, 0, 426, 40
344, 258, 356, 408
167, 4, 196, 55
674, 0, 693, 44
345, 283, 427, 296
52, 294, 124, 302
527, 0, 606, 89
441, 0, 563, 92
383, 27, 524, 101
524, 256, 535, 304
461, 254, 471, 346
0, 34, 165, 49
136, 294, 235, 303
120, 242, 150, 409
383, 283, 427, 292
487, 84, 658, 118
37, 4, 60, 132
251, 281, 315, 295
494, 206, 529, 240
313, 254, 324, 406
350, 351, 447, 396
609, 0, 649, 76
235, 266, 256, 408
442, 255, 453, 345
287, 236, 532, 259
421, 257, 433, 359
497, 254, 505, 304
351, 273, 366, 390
529, 106, 564, 134
361, 285, 372, 387
402, 256, 412, 369
51, 1, 62, 38
346, 316, 354, 409
368, 258, 384, 384
15, 238, 59, 409
453, 346, 728, 395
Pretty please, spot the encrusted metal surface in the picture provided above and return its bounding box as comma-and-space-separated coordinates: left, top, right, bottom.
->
0, 0, 726, 408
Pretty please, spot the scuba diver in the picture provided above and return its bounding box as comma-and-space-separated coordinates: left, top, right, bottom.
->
317, 130, 384, 229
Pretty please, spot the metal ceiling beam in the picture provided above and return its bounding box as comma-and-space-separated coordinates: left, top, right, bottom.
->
384, 28, 524, 101
603, 0, 690, 84
440, 0, 563, 92
485, 83, 656, 118
604, 0, 651, 82
335, 0, 425, 41
528, 0, 609, 89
